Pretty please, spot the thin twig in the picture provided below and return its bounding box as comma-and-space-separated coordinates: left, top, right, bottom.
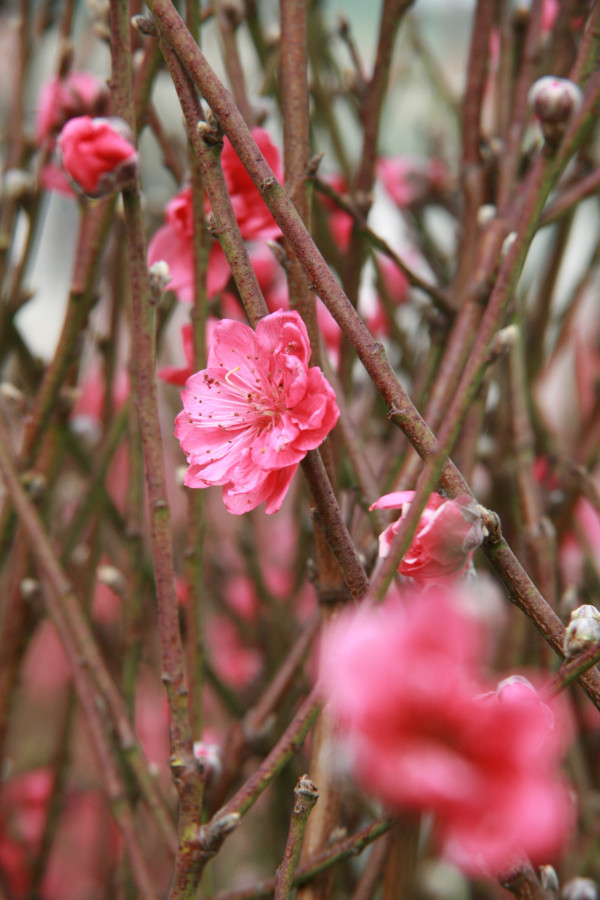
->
274, 775, 319, 900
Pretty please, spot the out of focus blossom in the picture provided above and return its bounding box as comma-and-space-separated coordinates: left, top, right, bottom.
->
41, 790, 121, 900
36, 71, 111, 195
36, 72, 110, 144
377, 156, 448, 208
541, 0, 560, 33
370, 491, 484, 582
193, 733, 224, 785
147, 186, 231, 302
0, 768, 54, 898
559, 498, 600, 591
69, 366, 130, 513
175, 310, 339, 514
574, 331, 600, 422
58, 115, 138, 198
148, 128, 282, 302
320, 588, 574, 875
218, 128, 282, 239
224, 573, 260, 621
206, 616, 263, 687
70, 365, 130, 438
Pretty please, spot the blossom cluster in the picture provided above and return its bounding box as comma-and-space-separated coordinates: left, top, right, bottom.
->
9, 14, 598, 896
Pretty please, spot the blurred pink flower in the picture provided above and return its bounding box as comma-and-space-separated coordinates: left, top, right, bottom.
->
377, 156, 447, 208
320, 589, 573, 875
175, 310, 339, 514
40, 162, 76, 196
159, 322, 196, 387
0, 768, 54, 898
36, 72, 110, 144
69, 365, 130, 513
542, 0, 560, 33
558, 497, 600, 590
207, 616, 263, 688
219, 128, 282, 239
574, 331, 600, 421
41, 790, 121, 900
370, 491, 484, 582
224, 574, 260, 621
147, 187, 232, 302
148, 128, 282, 302
58, 115, 138, 198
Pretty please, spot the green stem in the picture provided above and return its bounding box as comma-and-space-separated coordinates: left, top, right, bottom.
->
274, 776, 319, 900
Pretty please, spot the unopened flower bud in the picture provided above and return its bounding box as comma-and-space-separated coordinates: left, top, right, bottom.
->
20, 578, 41, 602
21, 471, 46, 502
149, 260, 171, 300
0, 382, 26, 411
529, 76, 583, 147
131, 14, 157, 36
3, 169, 35, 201
487, 325, 518, 364
58, 115, 138, 199
70, 543, 90, 566
501, 231, 517, 259
563, 605, 600, 659
477, 203, 496, 226
197, 119, 223, 146
97, 564, 127, 597
193, 740, 223, 785
562, 878, 598, 900
540, 865, 560, 898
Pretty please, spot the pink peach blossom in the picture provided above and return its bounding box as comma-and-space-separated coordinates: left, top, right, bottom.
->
370, 491, 484, 582
320, 589, 574, 875
219, 127, 282, 239
148, 128, 282, 302
58, 115, 138, 198
147, 188, 232, 302
36, 72, 110, 145
175, 310, 339, 514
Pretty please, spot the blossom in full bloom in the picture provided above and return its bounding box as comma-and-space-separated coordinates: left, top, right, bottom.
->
370, 491, 484, 582
57, 116, 138, 198
148, 128, 282, 302
319, 588, 574, 875
175, 309, 339, 514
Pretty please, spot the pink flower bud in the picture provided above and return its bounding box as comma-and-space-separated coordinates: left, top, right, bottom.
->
370, 491, 484, 582
528, 76, 583, 146
193, 738, 223, 785
58, 115, 138, 198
